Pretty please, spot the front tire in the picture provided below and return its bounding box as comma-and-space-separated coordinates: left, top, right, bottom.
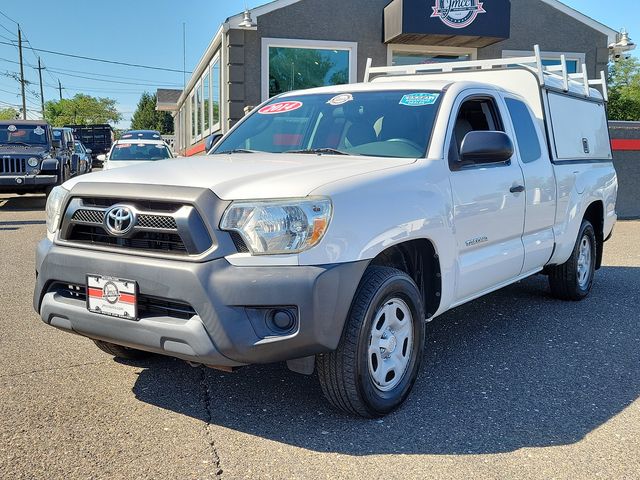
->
317, 266, 425, 418
93, 340, 152, 360
548, 220, 596, 300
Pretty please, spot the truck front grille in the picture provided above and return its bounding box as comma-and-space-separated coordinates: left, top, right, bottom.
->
59, 196, 213, 257
0, 157, 27, 174
68, 224, 187, 253
50, 282, 197, 320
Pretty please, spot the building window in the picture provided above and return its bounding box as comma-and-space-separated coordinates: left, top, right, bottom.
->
211, 58, 220, 129
203, 73, 210, 132
196, 83, 203, 139
502, 50, 585, 74
190, 94, 196, 142
261, 38, 357, 101
388, 45, 477, 67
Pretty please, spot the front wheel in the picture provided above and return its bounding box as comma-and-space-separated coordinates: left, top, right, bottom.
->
317, 266, 425, 418
548, 220, 596, 300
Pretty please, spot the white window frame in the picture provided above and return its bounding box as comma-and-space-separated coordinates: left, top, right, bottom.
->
502, 49, 585, 73
210, 52, 221, 133
387, 44, 478, 66
190, 93, 196, 145
261, 38, 358, 101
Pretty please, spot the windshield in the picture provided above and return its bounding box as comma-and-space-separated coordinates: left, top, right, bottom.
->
214, 90, 442, 158
0, 124, 48, 145
109, 143, 172, 161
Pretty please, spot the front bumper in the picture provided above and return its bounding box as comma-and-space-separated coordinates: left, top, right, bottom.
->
34, 239, 368, 366
0, 174, 57, 193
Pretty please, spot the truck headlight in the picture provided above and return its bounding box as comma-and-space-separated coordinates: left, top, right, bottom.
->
221, 198, 332, 255
28, 157, 39, 167
46, 186, 68, 234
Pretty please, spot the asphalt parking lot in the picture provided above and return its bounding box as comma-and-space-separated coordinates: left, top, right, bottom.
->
1, 193, 639, 480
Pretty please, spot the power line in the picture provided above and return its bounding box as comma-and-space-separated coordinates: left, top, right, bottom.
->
46, 68, 182, 87
0, 40, 188, 73
44, 64, 183, 84
0, 9, 18, 25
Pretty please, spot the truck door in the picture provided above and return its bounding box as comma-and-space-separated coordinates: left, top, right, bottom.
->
503, 96, 557, 273
447, 93, 526, 302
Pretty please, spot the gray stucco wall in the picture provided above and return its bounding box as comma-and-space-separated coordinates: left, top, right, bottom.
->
478, 0, 609, 78
610, 122, 640, 220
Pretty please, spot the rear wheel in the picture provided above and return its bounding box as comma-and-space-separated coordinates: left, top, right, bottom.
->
317, 266, 425, 418
548, 220, 596, 300
93, 340, 152, 360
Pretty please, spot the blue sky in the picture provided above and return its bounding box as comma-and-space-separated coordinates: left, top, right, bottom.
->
0, 0, 637, 128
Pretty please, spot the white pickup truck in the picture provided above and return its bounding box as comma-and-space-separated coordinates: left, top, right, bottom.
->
35, 49, 617, 418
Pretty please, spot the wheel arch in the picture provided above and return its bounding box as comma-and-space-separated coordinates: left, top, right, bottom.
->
583, 200, 604, 270
368, 238, 442, 319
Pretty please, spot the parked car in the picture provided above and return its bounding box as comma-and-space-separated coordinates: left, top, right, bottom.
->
35, 51, 617, 417
98, 139, 173, 170
65, 124, 114, 167
52, 127, 87, 177
120, 129, 163, 141
74, 141, 93, 172
0, 120, 73, 196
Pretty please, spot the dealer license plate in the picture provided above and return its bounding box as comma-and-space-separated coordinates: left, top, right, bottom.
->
86, 275, 138, 320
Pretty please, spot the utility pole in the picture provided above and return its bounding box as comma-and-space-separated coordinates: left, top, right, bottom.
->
37, 57, 45, 118
58, 79, 62, 101
17, 26, 27, 120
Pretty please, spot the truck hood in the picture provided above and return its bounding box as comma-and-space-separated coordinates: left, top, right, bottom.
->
64, 153, 416, 200
0, 145, 49, 157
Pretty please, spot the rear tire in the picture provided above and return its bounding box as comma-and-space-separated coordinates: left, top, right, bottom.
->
548, 220, 596, 300
93, 340, 151, 360
317, 266, 425, 418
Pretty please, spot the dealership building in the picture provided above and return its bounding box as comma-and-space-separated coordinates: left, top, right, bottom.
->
156, 0, 625, 156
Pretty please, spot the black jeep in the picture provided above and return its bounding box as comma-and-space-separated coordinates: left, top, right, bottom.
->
0, 120, 77, 196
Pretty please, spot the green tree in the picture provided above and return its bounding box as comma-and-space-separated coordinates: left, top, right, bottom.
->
130, 92, 174, 134
44, 94, 121, 126
608, 57, 640, 121
0, 107, 19, 120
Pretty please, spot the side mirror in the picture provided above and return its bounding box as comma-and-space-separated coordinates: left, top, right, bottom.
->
97, 154, 106, 161
205, 133, 224, 152
459, 131, 514, 164
85, 148, 92, 154
52, 139, 61, 148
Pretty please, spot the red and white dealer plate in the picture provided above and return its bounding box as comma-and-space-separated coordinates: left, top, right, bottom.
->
86, 275, 138, 320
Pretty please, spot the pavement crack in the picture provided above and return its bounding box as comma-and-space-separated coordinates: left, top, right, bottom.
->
0, 360, 110, 380
200, 367, 223, 478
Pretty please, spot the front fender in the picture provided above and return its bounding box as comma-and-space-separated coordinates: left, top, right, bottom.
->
41, 157, 60, 172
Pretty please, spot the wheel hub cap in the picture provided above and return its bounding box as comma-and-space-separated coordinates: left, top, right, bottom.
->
368, 298, 414, 392
577, 235, 592, 288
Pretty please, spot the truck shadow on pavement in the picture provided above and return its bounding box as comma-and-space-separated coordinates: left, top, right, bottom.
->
131, 266, 640, 455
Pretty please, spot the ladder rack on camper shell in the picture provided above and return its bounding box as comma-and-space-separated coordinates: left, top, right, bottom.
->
364, 45, 608, 102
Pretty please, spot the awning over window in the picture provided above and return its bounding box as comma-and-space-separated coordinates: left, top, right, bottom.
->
384, 0, 511, 48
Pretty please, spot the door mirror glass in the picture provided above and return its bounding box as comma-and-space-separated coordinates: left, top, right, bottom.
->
206, 133, 223, 152
459, 131, 513, 164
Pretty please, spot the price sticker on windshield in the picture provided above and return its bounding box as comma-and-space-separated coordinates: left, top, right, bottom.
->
34, 126, 45, 135
399, 93, 440, 107
258, 101, 303, 115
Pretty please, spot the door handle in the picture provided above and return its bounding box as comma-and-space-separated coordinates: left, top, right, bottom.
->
510, 185, 525, 194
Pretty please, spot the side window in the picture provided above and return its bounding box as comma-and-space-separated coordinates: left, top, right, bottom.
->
505, 98, 542, 163
451, 97, 504, 163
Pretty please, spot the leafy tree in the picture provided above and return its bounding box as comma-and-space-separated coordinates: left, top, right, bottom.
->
130, 92, 174, 134
0, 107, 19, 120
44, 94, 121, 126
608, 57, 640, 121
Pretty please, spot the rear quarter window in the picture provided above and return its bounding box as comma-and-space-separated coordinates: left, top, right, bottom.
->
505, 98, 542, 164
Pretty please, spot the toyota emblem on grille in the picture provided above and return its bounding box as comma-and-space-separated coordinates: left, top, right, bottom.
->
105, 205, 136, 235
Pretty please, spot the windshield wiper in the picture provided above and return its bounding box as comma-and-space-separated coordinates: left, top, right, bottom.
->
285, 148, 349, 155
214, 149, 259, 154
3, 141, 31, 147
